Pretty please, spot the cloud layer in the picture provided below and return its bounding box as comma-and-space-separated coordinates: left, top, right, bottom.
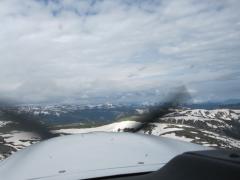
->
0, 0, 240, 104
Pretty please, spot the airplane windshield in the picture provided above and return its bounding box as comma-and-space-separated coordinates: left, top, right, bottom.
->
0, 0, 240, 162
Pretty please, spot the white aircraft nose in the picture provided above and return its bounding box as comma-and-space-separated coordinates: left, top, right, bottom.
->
0, 132, 210, 180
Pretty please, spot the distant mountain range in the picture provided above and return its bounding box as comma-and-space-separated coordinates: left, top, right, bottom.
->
3, 102, 240, 124
186, 102, 240, 109
14, 103, 141, 125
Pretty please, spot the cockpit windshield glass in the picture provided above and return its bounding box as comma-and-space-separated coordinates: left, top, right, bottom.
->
0, 0, 240, 160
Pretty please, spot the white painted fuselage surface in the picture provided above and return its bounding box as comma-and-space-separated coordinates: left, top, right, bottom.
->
0, 132, 210, 180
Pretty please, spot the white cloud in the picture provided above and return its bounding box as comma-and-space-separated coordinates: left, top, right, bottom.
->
0, 0, 239, 104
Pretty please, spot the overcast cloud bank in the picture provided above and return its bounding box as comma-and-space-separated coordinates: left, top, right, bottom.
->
0, 0, 240, 104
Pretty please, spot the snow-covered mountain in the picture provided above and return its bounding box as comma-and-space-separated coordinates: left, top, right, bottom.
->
146, 109, 240, 149
13, 104, 140, 125
0, 107, 240, 160
54, 109, 240, 150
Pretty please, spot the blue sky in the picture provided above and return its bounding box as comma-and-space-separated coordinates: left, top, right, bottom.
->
0, 0, 239, 104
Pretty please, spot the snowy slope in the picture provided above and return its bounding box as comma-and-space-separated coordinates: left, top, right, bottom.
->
54, 121, 141, 134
